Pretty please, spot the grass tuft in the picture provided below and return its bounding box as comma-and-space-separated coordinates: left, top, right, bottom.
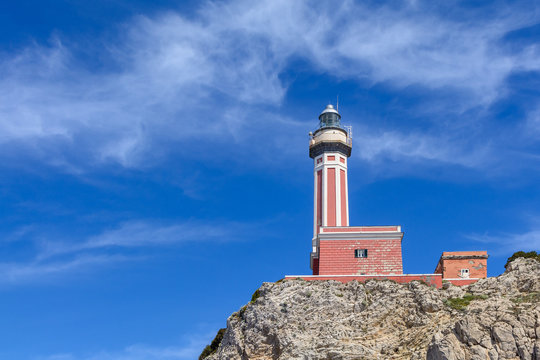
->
511, 292, 539, 304
444, 293, 488, 310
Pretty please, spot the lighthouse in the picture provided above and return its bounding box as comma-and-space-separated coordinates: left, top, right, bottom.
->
284, 104, 487, 288
309, 105, 351, 235
309, 105, 404, 276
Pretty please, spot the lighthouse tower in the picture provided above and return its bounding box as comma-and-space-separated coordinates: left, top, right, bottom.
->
309, 105, 351, 234
309, 105, 404, 276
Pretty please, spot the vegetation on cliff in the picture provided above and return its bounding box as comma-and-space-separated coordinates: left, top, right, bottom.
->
199, 328, 226, 360
504, 250, 539, 268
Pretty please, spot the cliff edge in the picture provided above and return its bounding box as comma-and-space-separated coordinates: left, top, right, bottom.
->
203, 258, 540, 359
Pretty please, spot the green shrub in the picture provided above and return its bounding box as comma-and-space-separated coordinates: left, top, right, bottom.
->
238, 305, 247, 318
511, 292, 540, 304
199, 328, 226, 360
199, 345, 212, 359
250, 289, 260, 303
444, 293, 488, 310
505, 251, 540, 269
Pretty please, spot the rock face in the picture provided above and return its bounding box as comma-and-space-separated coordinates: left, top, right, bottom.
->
205, 258, 540, 360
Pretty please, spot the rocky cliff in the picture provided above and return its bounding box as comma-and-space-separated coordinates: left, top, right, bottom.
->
203, 258, 540, 359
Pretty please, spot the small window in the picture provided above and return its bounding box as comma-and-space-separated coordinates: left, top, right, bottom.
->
355, 249, 368, 258
460, 268, 470, 278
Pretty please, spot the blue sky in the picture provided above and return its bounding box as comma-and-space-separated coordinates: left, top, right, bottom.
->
1, 0, 540, 359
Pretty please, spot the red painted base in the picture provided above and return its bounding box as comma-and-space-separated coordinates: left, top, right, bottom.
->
444, 279, 481, 286
285, 274, 443, 288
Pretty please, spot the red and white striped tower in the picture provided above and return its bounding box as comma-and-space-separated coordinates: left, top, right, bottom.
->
309, 105, 352, 273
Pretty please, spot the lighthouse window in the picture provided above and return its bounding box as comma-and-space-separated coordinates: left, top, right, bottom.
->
460, 269, 470, 278
355, 249, 368, 258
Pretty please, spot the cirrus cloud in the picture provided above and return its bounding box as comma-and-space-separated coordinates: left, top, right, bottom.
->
0, 0, 539, 176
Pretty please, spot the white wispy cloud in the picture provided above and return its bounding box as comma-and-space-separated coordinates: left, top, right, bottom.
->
0, 220, 246, 284
41, 344, 201, 360
0, 0, 539, 174
38, 220, 235, 259
466, 225, 540, 256
0, 254, 131, 284
355, 129, 490, 168
37, 330, 214, 360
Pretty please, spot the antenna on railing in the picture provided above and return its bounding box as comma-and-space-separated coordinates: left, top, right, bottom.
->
344, 125, 352, 140
336, 95, 339, 112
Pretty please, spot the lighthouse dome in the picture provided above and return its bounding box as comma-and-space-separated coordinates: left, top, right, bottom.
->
318, 104, 341, 128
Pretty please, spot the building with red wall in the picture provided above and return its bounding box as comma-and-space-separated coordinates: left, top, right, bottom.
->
316, 226, 403, 275
434, 251, 488, 286
285, 105, 488, 288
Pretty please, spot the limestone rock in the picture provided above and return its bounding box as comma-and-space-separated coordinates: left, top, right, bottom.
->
204, 258, 540, 360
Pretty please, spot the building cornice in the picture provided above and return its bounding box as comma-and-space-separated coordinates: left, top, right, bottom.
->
440, 255, 489, 260
318, 232, 404, 241
309, 141, 352, 159
321, 226, 401, 233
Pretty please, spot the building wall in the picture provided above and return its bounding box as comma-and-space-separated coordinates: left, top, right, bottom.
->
316, 170, 322, 234
441, 258, 487, 279
340, 169, 347, 226
434, 251, 488, 281
312, 258, 319, 276
312, 153, 349, 235
310, 128, 349, 144
327, 168, 336, 226
318, 239, 403, 275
